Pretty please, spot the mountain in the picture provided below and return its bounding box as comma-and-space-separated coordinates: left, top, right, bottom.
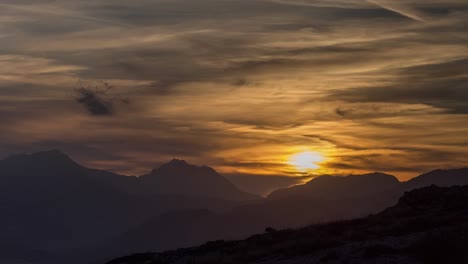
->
404, 168, 468, 190
0, 150, 148, 264
0, 149, 139, 197
0, 150, 257, 264
0, 151, 258, 201
107, 169, 468, 257
268, 172, 400, 199
1, 150, 467, 264
112, 209, 227, 254
107, 173, 401, 254
105, 185, 468, 264
140, 159, 259, 201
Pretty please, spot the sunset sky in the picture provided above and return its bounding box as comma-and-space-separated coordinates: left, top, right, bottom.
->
1, 0, 467, 183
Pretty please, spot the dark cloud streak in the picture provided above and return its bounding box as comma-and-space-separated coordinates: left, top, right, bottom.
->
330, 59, 468, 114
74, 82, 115, 116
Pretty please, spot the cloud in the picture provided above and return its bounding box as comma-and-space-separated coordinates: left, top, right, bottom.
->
74, 81, 131, 116
334, 103, 444, 119
75, 88, 113, 116
265, 0, 368, 9
0, 3, 126, 26
329, 59, 468, 114
367, 0, 427, 22
1, 0, 468, 179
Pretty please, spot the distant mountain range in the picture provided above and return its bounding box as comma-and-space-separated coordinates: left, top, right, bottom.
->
0, 150, 256, 201
107, 185, 468, 264
0, 150, 257, 264
0, 150, 467, 264
115, 168, 468, 257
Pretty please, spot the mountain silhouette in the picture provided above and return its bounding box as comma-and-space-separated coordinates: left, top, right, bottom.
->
1, 150, 467, 264
0, 150, 257, 202
0, 150, 256, 264
106, 185, 468, 264
0, 149, 138, 196
404, 168, 468, 190
0, 150, 148, 264
111, 169, 468, 256
268, 172, 400, 199
140, 159, 259, 201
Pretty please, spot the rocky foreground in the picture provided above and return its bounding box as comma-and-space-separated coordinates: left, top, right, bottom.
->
107, 185, 468, 264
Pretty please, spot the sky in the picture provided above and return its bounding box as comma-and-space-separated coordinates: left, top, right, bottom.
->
1, 0, 467, 188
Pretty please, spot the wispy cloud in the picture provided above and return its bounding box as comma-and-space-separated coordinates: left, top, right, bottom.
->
0, 0, 467, 178
0, 3, 127, 26
367, 0, 427, 22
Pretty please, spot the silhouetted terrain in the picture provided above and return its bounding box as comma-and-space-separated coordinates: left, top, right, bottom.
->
268, 172, 400, 199
106, 186, 468, 264
0, 151, 257, 264
116, 170, 467, 255
105, 174, 400, 255
404, 168, 468, 190
140, 159, 257, 201
0, 150, 467, 264
109, 169, 468, 260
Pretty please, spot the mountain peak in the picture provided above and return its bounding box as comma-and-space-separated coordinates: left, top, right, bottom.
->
167, 158, 189, 166
148, 159, 218, 177
142, 160, 258, 201
0, 149, 89, 189
149, 159, 197, 174
4, 149, 75, 164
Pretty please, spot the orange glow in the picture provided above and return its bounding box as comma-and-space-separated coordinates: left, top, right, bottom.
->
288, 151, 324, 173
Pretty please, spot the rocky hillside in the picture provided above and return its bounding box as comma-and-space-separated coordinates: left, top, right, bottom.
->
106, 185, 468, 264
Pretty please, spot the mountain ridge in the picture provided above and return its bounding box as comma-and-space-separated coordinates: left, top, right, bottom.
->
1, 150, 467, 264
140, 158, 258, 201
105, 185, 468, 264
268, 172, 400, 199
0, 150, 259, 201
109, 168, 468, 257
0, 150, 259, 264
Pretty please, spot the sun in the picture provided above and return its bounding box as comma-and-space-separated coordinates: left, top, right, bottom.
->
288, 151, 324, 172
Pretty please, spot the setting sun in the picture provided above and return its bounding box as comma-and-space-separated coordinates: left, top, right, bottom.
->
288, 151, 324, 172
